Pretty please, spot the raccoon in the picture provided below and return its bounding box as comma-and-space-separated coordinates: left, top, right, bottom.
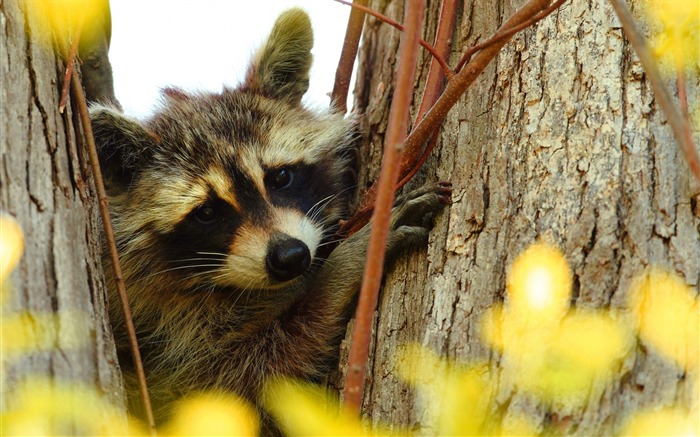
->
90, 8, 451, 425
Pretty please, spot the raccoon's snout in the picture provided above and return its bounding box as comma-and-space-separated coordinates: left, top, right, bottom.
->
266, 234, 311, 282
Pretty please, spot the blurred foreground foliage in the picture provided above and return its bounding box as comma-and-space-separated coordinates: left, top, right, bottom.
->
2, 216, 696, 435
2, 0, 698, 434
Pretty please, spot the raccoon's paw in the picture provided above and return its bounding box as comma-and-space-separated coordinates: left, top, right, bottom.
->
386, 225, 431, 255
390, 181, 452, 230
384, 182, 451, 257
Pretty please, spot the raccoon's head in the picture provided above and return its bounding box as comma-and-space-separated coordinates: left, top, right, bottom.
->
91, 9, 356, 293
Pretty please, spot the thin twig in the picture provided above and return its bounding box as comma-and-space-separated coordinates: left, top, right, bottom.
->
677, 67, 689, 128
333, 0, 452, 78
341, 0, 559, 235
455, 0, 567, 72
343, 0, 426, 414
341, 0, 458, 226
608, 0, 700, 185
62, 40, 158, 436
59, 23, 82, 114
397, 130, 440, 189
399, 0, 459, 187
331, 0, 368, 112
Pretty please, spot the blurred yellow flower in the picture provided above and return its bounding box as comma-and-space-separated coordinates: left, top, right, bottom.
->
507, 242, 571, 324
264, 378, 397, 436
162, 391, 259, 436
482, 242, 631, 405
1, 378, 140, 436
397, 344, 538, 436
1, 310, 91, 354
24, 0, 108, 45
628, 268, 699, 370
0, 214, 24, 282
398, 345, 493, 435
644, 0, 700, 68
621, 406, 699, 436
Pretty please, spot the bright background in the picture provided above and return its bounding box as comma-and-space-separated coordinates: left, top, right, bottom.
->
109, 1, 352, 118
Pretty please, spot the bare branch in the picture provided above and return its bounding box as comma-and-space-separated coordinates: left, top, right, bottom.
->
608, 0, 700, 186
398, 0, 459, 189
455, 0, 567, 72
331, 0, 368, 113
342, 0, 426, 414
59, 22, 82, 113
333, 0, 452, 78
59, 32, 157, 435
342, 0, 560, 235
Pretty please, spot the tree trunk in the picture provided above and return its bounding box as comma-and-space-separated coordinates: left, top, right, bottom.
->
339, 0, 699, 434
0, 0, 124, 430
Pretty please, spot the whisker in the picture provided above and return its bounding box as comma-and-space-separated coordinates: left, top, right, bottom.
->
181, 268, 224, 283
313, 258, 339, 270
307, 192, 338, 220
142, 264, 224, 280
196, 251, 229, 258
164, 257, 227, 264
233, 278, 257, 309
317, 238, 347, 248
307, 185, 355, 223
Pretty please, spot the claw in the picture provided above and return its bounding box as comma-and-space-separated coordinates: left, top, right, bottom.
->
436, 181, 453, 205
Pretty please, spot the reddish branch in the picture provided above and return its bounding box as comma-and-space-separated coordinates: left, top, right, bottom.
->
609, 0, 700, 186
342, 0, 564, 235
397, 0, 459, 189
331, 0, 368, 112
59, 23, 82, 113
454, 0, 568, 72
333, 0, 452, 78
59, 33, 157, 435
339, 0, 459, 233
342, 0, 426, 413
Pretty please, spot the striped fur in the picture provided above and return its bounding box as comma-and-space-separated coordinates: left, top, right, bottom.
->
91, 8, 450, 428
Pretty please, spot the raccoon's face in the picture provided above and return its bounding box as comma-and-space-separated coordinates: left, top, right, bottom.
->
91, 9, 356, 292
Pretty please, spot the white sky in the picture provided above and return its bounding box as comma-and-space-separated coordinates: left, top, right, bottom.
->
109, 1, 352, 118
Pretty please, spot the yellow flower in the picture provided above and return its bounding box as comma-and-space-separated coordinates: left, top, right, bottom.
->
398, 345, 492, 435
525, 311, 630, 401
482, 242, 632, 405
264, 378, 397, 436
0, 214, 24, 282
644, 0, 700, 69
1, 310, 91, 354
621, 407, 699, 436
162, 391, 259, 436
397, 344, 537, 436
628, 268, 699, 370
1, 378, 140, 436
24, 0, 108, 46
506, 242, 571, 325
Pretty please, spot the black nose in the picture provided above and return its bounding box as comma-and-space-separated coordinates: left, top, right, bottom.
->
266, 236, 311, 282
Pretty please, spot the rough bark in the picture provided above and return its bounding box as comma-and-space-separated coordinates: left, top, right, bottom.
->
338, 0, 699, 434
0, 0, 123, 422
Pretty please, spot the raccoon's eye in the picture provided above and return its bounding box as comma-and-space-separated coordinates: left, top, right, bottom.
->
194, 204, 217, 224
267, 168, 294, 190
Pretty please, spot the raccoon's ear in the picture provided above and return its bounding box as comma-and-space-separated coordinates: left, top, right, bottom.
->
243, 8, 313, 105
90, 106, 157, 189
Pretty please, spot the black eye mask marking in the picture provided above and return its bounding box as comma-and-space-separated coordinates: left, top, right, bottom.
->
160, 192, 241, 276
263, 163, 345, 224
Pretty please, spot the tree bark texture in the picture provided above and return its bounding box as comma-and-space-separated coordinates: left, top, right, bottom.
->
338, 0, 699, 434
0, 0, 123, 419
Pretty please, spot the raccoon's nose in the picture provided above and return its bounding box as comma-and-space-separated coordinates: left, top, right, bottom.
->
266, 236, 311, 282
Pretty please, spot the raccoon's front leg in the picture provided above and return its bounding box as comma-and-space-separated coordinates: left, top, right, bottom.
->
317, 181, 452, 300
279, 182, 451, 375
385, 181, 453, 257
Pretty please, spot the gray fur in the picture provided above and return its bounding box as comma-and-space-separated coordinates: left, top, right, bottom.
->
91, 8, 451, 431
